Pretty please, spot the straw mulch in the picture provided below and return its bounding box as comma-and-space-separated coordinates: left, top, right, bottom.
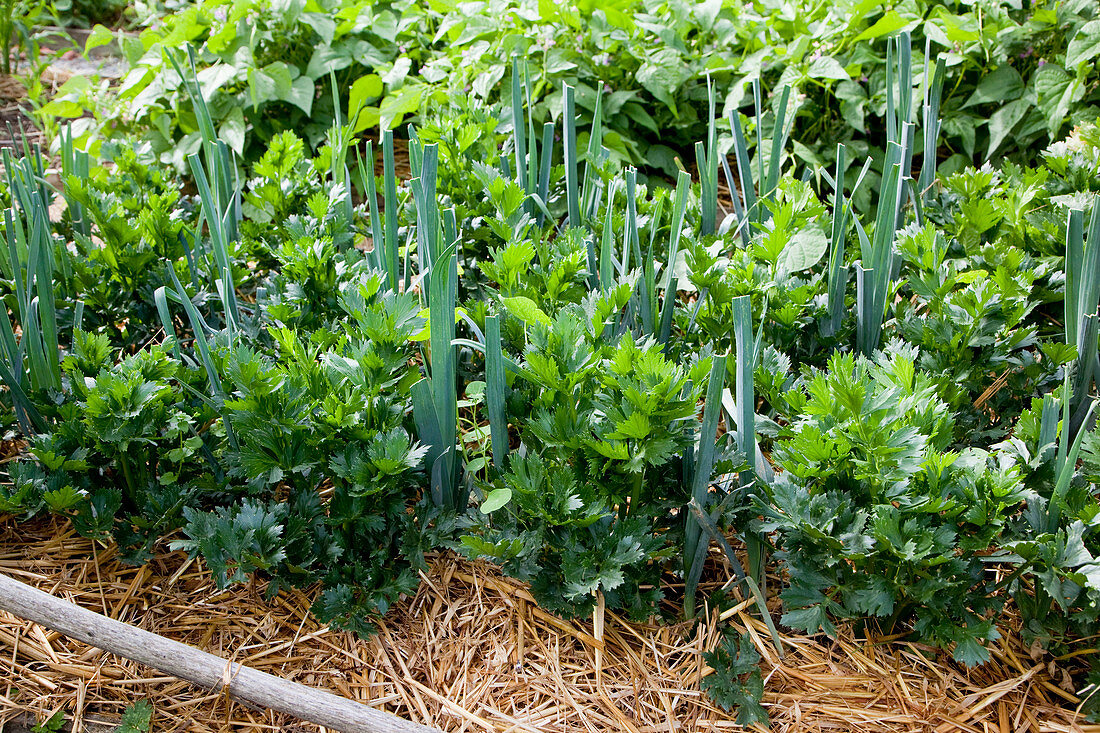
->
1, 516, 1094, 733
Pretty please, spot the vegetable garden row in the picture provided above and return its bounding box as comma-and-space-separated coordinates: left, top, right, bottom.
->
3, 0, 1100, 726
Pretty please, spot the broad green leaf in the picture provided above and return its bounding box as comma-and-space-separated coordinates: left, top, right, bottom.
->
247, 69, 277, 108
1034, 63, 1083, 136
480, 488, 512, 513
806, 56, 850, 81
196, 63, 237, 99
964, 65, 1024, 108
636, 48, 688, 112
778, 225, 829, 279
85, 24, 114, 53
926, 7, 981, 44
306, 45, 352, 79
986, 98, 1028, 159
942, 114, 978, 158
262, 61, 294, 98
501, 296, 551, 327
1067, 20, 1100, 68
219, 107, 245, 156
472, 63, 506, 99
380, 83, 426, 130
695, 0, 723, 29
835, 81, 867, 133
300, 12, 336, 46
853, 11, 909, 42
350, 74, 383, 111
545, 48, 577, 74
349, 74, 383, 132
383, 57, 413, 87
37, 98, 86, 118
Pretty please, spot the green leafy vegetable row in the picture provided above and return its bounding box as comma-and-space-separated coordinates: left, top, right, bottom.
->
4, 25, 1100, 725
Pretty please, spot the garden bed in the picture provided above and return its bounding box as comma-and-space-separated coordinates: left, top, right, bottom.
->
4, 0, 1100, 730
0, 517, 1088, 732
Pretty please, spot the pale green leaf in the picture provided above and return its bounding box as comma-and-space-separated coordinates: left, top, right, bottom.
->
481, 488, 511, 513
778, 225, 829, 279
806, 56, 850, 81
501, 296, 551, 327
1067, 20, 1100, 68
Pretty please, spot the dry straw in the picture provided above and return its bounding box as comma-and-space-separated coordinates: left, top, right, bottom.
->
0, 515, 1095, 733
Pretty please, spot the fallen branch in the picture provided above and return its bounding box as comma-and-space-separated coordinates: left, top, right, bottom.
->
0, 572, 442, 733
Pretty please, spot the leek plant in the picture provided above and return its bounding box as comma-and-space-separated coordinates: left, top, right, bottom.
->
1043, 376, 1097, 535
853, 33, 926, 355
564, 84, 580, 229
411, 240, 464, 510
484, 315, 509, 469
683, 297, 761, 611
824, 145, 849, 337
683, 353, 726, 619
995, 378, 1098, 631
820, 145, 873, 338
580, 83, 607, 224
2, 141, 52, 220
854, 141, 905, 356
1065, 199, 1100, 437
1, 143, 70, 407
598, 179, 618, 292
918, 43, 947, 209
409, 135, 464, 509
638, 190, 664, 338
553, 79, 610, 297
586, 162, 672, 340
168, 48, 240, 246
158, 267, 233, 453
509, 58, 555, 225
823, 146, 850, 337
154, 56, 246, 447
409, 141, 441, 294
562, 82, 609, 231
167, 49, 244, 346
0, 176, 59, 435
187, 153, 241, 339
687, 498, 784, 657
723, 81, 793, 241
59, 126, 90, 238
358, 129, 401, 291
324, 72, 356, 234
622, 167, 644, 326
657, 171, 691, 345
729, 296, 759, 576
822, 33, 945, 351
695, 76, 718, 237
887, 33, 915, 209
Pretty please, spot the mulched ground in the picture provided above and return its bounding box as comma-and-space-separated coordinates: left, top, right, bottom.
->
0, 515, 1094, 733
0, 75, 43, 152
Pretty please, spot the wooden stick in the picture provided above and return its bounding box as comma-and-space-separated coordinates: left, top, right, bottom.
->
0, 572, 441, 733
